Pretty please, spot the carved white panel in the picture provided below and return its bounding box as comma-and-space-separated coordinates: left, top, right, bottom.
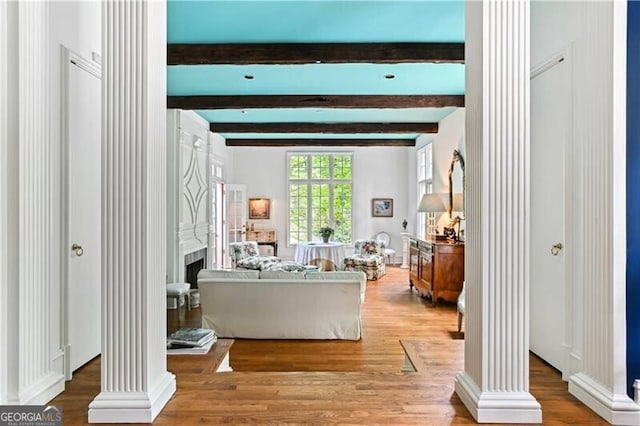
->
178, 118, 210, 254
180, 132, 209, 246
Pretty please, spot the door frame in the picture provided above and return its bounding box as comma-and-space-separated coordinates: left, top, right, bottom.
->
60, 47, 101, 380
208, 156, 226, 269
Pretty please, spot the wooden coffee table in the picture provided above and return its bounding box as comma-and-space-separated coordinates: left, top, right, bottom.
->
167, 339, 234, 373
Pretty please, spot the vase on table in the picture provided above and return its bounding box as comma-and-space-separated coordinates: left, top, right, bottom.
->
322, 237, 329, 243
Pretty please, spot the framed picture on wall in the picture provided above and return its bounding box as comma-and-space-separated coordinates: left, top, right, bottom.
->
248, 198, 270, 219
371, 198, 393, 217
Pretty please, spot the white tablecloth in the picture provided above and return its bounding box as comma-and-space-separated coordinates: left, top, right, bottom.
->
294, 242, 345, 270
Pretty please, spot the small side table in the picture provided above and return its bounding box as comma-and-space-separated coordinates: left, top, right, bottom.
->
166, 282, 191, 311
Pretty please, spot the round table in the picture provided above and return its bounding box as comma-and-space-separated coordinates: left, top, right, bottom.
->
294, 242, 345, 270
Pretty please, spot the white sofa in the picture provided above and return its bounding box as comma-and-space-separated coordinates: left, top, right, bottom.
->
197, 269, 367, 340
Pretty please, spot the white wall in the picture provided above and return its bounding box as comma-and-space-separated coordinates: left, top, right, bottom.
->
230, 146, 410, 261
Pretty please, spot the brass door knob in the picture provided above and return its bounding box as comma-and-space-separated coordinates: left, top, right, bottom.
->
550, 243, 563, 256
71, 243, 84, 256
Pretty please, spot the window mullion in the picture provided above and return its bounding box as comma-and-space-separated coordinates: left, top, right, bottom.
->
306, 154, 313, 241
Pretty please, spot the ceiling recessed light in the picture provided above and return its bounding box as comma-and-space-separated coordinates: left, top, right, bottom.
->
385, 74, 395, 79
244, 75, 254, 80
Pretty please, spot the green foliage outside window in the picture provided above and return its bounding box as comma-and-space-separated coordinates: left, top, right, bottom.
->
288, 153, 353, 244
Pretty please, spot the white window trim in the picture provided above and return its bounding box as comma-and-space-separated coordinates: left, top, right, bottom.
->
416, 143, 434, 238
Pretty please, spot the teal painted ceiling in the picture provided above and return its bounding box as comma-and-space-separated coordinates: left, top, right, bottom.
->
167, 1, 466, 144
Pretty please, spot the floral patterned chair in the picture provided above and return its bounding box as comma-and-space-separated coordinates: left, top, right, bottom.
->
229, 241, 282, 270
343, 239, 386, 280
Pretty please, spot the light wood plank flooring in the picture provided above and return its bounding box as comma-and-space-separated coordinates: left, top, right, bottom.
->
52, 266, 605, 425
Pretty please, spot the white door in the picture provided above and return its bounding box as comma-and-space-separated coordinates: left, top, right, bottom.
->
66, 52, 101, 375
214, 181, 225, 267
530, 55, 569, 372
208, 161, 226, 269
226, 184, 246, 266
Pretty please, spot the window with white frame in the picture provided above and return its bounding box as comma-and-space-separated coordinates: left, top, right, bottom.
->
416, 143, 434, 237
288, 152, 353, 245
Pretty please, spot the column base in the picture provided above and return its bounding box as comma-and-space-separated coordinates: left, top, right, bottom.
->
88, 371, 176, 423
569, 373, 640, 425
455, 372, 542, 423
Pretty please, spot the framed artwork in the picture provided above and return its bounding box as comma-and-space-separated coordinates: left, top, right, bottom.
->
371, 198, 393, 217
248, 198, 270, 219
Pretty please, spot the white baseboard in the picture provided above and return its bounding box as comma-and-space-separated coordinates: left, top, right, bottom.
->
569, 373, 640, 425
20, 372, 65, 405
455, 372, 542, 423
88, 371, 176, 423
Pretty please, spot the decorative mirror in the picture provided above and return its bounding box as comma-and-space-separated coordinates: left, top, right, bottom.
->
445, 149, 465, 242
448, 149, 465, 217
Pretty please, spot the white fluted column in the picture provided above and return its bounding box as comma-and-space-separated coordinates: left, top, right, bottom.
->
400, 232, 410, 268
0, 1, 65, 405
455, 1, 541, 423
88, 1, 175, 423
0, 0, 17, 405
566, 2, 640, 424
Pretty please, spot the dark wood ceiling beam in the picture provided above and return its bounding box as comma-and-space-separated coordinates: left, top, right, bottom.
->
225, 138, 415, 147
210, 122, 437, 134
168, 42, 464, 65
168, 94, 464, 110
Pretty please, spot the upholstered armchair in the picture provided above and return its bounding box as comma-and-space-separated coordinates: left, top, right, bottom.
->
343, 239, 386, 280
457, 281, 465, 333
229, 241, 281, 269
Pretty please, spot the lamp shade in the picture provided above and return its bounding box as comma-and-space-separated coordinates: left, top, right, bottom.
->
417, 193, 447, 212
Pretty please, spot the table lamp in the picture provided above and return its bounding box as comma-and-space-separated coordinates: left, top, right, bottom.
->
417, 193, 447, 240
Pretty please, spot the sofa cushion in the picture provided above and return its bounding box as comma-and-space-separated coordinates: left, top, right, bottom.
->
259, 270, 307, 280
236, 256, 281, 270
344, 255, 384, 268
198, 269, 260, 280
305, 271, 367, 302
264, 261, 307, 272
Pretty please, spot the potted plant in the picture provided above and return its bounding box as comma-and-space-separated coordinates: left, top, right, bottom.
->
319, 226, 334, 243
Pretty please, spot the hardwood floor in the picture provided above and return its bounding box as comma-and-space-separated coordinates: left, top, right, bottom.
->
52, 266, 605, 425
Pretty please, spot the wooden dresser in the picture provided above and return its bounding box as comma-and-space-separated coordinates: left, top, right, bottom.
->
246, 229, 278, 256
408, 237, 464, 305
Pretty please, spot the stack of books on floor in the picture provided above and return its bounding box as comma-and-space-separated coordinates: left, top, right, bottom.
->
166, 327, 216, 355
